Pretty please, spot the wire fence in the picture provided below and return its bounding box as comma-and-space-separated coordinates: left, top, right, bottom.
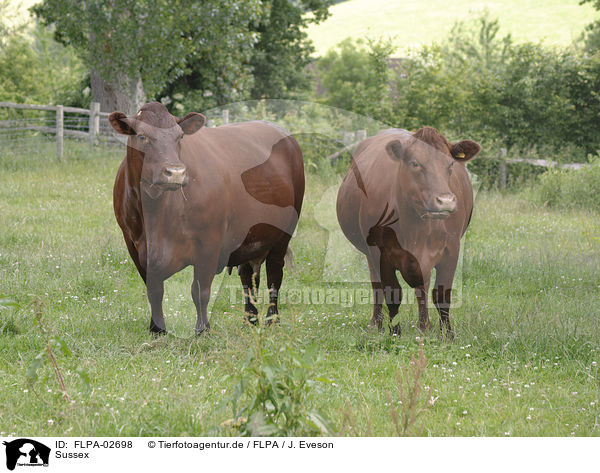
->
0, 101, 119, 159
0, 100, 589, 189
0, 102, 239, 159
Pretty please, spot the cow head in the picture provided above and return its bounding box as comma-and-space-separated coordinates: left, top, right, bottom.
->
109, 102, 205, 197
385, 127, 480, 220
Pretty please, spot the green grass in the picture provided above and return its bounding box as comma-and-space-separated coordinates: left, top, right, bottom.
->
1, 140, 599, 436
306, 0, 598, 56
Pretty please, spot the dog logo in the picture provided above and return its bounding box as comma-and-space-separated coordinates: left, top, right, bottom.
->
3, 439, 51, 470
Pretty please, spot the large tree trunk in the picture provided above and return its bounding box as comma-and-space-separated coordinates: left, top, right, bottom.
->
90, 70, 146, 114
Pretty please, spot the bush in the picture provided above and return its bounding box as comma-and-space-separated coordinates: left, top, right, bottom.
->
533, 156, 600, 211
222, 328, 331, 436
316, 15, 600, 162
465, 141, 582, 190
0, 19, 84, 105
317, 38, 396, 123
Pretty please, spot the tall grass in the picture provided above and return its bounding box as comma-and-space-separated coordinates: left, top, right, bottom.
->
0, 141, 599, 436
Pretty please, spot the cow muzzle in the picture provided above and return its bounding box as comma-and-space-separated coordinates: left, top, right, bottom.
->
425, 193, 457, 219
159, 165, 189, 189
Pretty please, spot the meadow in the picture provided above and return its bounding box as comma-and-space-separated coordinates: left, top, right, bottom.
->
0, 140, 599, 436
306, 0, 598, 56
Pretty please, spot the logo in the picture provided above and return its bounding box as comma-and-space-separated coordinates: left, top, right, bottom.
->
3, 439, 51, 471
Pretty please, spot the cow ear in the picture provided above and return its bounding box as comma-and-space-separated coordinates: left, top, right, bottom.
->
451, 139, 481, 162
177, 112, 206, 135
385, 140, 404, 161
109, 112, 136, 135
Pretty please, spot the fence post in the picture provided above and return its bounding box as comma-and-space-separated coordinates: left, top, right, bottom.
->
89, 102, 100, 147
499, 147, 507, 190
343, 131, 355, 146
222, 109, 229, 125
56, 105, 64, 160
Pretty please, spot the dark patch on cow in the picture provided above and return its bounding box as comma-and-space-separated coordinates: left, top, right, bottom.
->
241, 136, 296, 208
349, 158, 368, 197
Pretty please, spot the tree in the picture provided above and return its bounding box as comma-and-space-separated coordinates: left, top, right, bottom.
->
0, 0, 84, 105
249, 0, 331, 99
579, 0, 600, 52
33, 0, 264, 113
161, 0, 332, 113
317, 38, 395, 121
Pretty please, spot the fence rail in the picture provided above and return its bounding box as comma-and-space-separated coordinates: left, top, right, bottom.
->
0, 102, 237, 159
0, 101, 116, 158
0, 101, 592, 182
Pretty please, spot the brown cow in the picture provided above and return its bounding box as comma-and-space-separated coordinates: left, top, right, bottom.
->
111, 102, 304, 335
336, 127, 480, 338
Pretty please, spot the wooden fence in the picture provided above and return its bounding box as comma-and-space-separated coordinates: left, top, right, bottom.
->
327, 140, 589, 189
0, 101, 235, 159
0, 101, 109, 159
0, 101, 591, 179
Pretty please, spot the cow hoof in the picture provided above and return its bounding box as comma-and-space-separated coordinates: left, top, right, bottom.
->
265, 309, 279, 325
444, 330, 455, 342
150, 322, 167, 335
195, 324, 210, 337
390, 324, 402, 336
419, 321, 433, 332
245, 304, 258, 315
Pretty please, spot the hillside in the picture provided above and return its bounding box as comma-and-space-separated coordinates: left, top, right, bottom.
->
305, 0, 598, 56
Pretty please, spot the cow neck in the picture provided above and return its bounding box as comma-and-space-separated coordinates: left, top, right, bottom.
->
125, 144, 144, 198
389, 183, 439, 251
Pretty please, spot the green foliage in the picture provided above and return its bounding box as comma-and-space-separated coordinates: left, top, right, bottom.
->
1, 141, 600, 436
399, 16, 600, 152
0, 20, 85, 104
249, 0, 331, 100
466, 142, 582, 190
223, 328, 332, 436
317, 38, 395, 121
0, 294, 18, 310
533, 156, 600, 211
26, 301, 90, 402
387, 339, 432, 436
163, 1, 332, 112
317, 15, 600, 170
33, 0, 265, 101
581, 19, 600, 53
0, 294, 19, 335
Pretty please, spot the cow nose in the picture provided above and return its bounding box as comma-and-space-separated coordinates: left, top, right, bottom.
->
162, 165, 188, 186
435, 193, 457, 212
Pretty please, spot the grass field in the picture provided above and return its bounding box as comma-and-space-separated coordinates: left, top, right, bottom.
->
305, 0, 599, 56
1, 140, 599, 436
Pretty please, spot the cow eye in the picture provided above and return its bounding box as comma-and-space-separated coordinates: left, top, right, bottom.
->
138, 135, 147, 142
410, 161, 419, 168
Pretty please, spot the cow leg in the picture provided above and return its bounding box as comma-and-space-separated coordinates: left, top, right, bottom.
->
193, 253, 219, 336
239, 262, 260, 325
147, 277, 166, 334
265, 240, 289, 324
380, 260, 402, 335
432, 250, 459, 340
125, 238, 146, 283
367, 257, 385, 331
415, 278, 433, 332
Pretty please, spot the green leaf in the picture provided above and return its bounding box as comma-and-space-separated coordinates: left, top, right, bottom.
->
26, 353, 45, 383
308, 411, 331, 434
